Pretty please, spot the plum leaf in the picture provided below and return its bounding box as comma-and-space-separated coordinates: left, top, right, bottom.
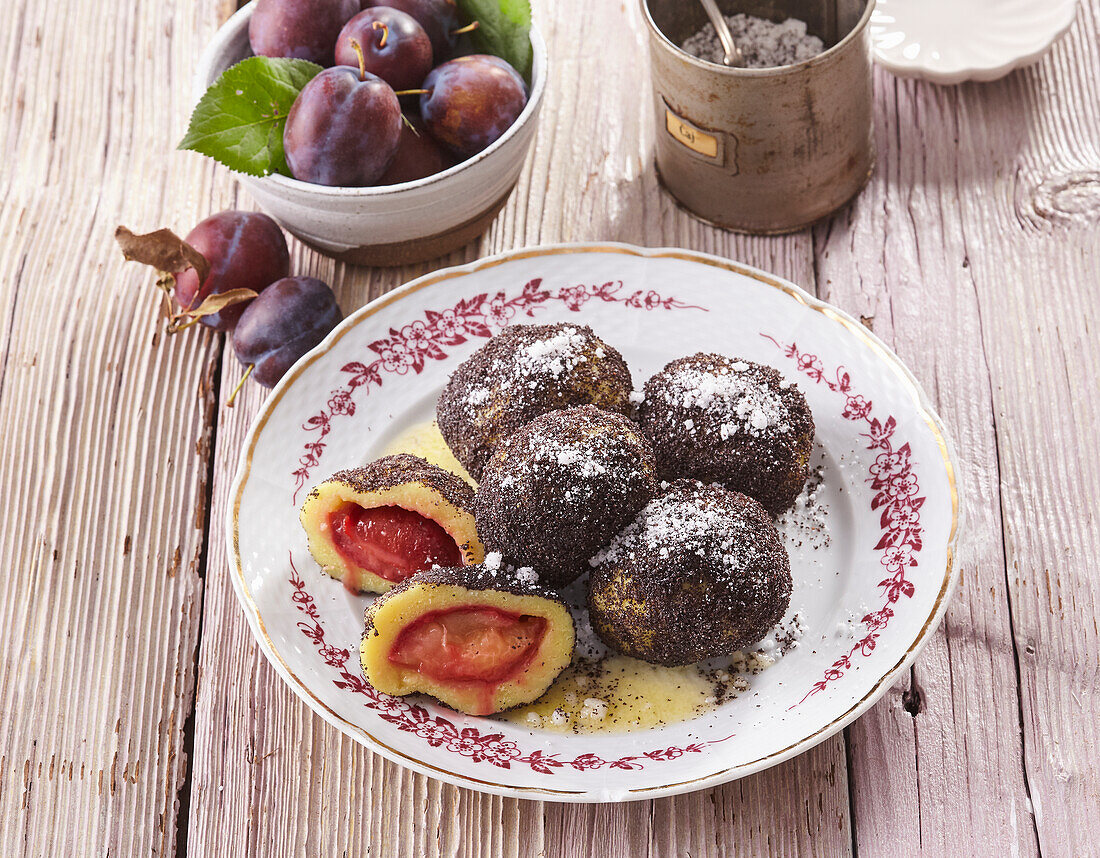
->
457, 0, 533, 80
179, 57, 323, 177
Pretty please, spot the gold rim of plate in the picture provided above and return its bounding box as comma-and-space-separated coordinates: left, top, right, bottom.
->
227, 243, 961, 801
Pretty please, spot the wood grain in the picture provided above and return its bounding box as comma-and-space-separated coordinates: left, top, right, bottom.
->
0, 1, 230, 854
1, 0, 1099, 853
812, 3, 1100, 852
954, 6, 1100, 851
812, 73, 1041, 856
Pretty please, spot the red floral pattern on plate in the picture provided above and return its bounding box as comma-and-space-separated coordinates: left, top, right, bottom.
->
279, 277, 925, 772
288, 554, 733, 774
761, 335, 925, 706
291, 278, 706, 504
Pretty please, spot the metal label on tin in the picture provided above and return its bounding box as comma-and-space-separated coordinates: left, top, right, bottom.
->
664, 107, 723, 162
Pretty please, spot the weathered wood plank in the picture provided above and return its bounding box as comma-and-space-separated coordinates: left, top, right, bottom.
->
952, 4, 1100, 851
0, 0, 230, 854
812, 70, 1040, 854
814, 1, 1100, 851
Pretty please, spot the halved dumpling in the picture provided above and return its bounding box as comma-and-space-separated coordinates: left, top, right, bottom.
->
300, 454, 485, 594
361, 565, 575, 715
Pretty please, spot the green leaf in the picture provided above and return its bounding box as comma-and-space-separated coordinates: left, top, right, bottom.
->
179, 57, 323, 178
456, 0, 533, 80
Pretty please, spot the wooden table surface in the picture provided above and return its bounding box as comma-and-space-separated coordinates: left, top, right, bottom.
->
3, 0, 1099, 854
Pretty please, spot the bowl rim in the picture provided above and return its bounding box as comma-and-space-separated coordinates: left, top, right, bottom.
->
193, 1, 548, 196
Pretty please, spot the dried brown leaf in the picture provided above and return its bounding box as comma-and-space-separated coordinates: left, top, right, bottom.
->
115, 225, 210, 287
168, 287, 259, 332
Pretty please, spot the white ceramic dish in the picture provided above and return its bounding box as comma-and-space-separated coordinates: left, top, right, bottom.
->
871, 0, 1077, 84
194, 3, 547, 264
227, 244, 961, 802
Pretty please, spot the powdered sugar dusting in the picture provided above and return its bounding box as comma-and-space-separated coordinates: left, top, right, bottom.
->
635, 354, 814, 515
464, 386, 491, 406
504, 411, 651, 506
510, 325, 589, 380
777, 456, 830, 551
436, 322, 635, 482
541, 440, 609, 479
590, 483, 769, 590
659, 362, 791, 438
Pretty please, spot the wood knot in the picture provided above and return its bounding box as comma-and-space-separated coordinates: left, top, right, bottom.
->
1032, 171, 1100, 224
901, 681, 924, 716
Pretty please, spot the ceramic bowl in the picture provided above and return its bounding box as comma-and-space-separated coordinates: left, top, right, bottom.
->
194, 3, 547, 266
871, 0, 1077, 84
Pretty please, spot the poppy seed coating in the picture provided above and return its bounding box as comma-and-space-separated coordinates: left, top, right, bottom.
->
588, 480, 793, 666
319, 453, 474, 511
635, 353, 814, 514
436, 323, 634, 481
474, 406, 659, 588
299, 453, 484, 594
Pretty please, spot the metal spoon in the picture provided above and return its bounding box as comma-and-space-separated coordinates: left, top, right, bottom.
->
698, 0, 744, 67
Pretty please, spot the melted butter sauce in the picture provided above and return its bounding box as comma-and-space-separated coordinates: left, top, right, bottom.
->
385, 420, 806, 734
501, 655, 725, 732
383, 421, 475, 486
499, 642, 783, 734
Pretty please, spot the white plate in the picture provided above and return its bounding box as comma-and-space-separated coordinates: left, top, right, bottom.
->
871, 0, 1077, 84
227, 244, 960, 802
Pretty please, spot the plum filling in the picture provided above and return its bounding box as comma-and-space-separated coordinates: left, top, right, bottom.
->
389, 607, 548, 686
329, 503, 462, 585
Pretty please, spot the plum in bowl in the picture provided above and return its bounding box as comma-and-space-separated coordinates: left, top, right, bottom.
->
194, 3, 547, 266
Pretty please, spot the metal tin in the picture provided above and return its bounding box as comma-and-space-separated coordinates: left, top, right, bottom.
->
641, 0, 875, 233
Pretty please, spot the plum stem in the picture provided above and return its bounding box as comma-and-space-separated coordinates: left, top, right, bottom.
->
371, 20, 389, 48
167, 315, 203, 334
394, 88, 431, 97
348, 38, 367, 81
226, 364, 254, 408
452, 21, 479, 35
